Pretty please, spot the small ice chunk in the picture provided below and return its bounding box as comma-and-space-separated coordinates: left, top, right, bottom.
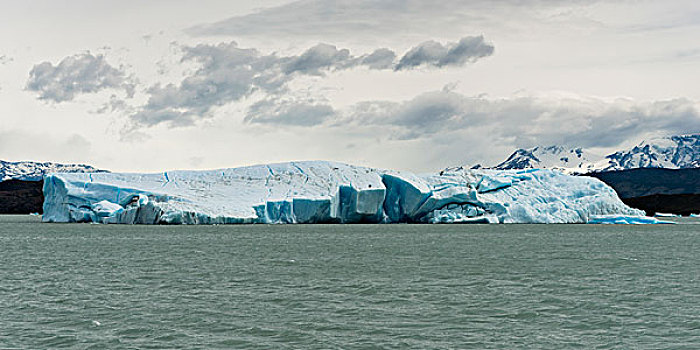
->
654, 212, 680, 218
589, 215, 674, 225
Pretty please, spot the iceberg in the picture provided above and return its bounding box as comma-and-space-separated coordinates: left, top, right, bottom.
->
42, 160, 648, 225
654, 212, 681, 218
589, 215, 674, 225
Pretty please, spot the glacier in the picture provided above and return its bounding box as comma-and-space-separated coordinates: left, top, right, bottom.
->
42, 160, 649, 225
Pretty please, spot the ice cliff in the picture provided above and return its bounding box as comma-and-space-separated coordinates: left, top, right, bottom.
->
42, 161, 647, 224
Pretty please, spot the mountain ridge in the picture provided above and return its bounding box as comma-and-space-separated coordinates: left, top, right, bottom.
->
0, 160, 107, 182
493, 134, 700, 173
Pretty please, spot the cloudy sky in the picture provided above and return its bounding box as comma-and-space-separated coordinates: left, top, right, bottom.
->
1, 0, 699, 172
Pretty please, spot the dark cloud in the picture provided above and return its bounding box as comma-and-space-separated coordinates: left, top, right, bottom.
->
396, 41, 447, 70
396, 36, 494, 70
244, 98, 335, 126
131, 42, 269, 127
439, 36, 495, 67
337, 91, 700, 148
282, 44, 352, 75
361, 48, 397, 69
26, 52, 133, 103
128, 38, 491, 128
248, 89, 699, 150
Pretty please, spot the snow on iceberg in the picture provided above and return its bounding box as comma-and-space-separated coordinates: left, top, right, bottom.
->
42, 161, 648, 225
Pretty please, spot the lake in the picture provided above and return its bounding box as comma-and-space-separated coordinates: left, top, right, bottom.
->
1, 215, 699, 349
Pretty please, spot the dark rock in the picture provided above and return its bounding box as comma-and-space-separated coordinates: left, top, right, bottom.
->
586, 168, 700, 215
0, 180, 44, 214
621, 194, 700, 217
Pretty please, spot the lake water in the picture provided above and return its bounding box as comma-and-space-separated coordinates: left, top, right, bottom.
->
1, 215, 699, 349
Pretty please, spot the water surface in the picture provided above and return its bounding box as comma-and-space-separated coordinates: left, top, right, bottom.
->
1, 215, 699, 349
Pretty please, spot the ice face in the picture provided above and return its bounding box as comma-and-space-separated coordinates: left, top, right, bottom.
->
42, 160, 649, 224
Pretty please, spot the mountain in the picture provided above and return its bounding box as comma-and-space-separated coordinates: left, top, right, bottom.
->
493, 146, 604, 173
493, 134, 700, 173
491, 134, 700, 215
0, 160, 107, 182
605, 134, 700, 171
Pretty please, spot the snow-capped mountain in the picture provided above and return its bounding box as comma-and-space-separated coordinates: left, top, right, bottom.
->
0, 160, 107, 182
494, 146, 604, 173
605, 134, 700, 170
493, 134, 700, 173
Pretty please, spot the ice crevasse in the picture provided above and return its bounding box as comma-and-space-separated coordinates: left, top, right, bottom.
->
42, 161, 658, 224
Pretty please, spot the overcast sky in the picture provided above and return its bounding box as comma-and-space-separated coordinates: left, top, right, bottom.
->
1, 0, 699, 172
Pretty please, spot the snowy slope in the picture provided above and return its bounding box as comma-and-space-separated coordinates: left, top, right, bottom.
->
494, 146, 604, 173
0, 160, 106, 182
493, 134, 700, 173
605, 134, 700, 170
42, 160, 646, 224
